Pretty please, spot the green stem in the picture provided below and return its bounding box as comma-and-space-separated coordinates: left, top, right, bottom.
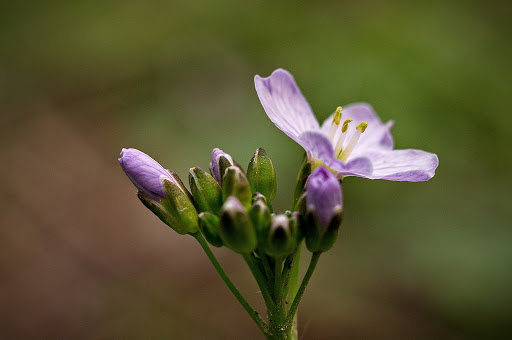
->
258, 250, 275, 293
191, 232, 268, 335
243, 253, 276, 314
284, 251, 321, 331
288, 244, 302, 340
280, 252, 295, 302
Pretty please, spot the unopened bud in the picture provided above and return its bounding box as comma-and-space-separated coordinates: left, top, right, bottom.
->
304, 167, 343, 252
219, 197, 257, 253
119, 148, 198, 234
222, 166, 252, 209
249, 199, 271, 238
189, 167, 223, 214
210, 148, 236, 184
198, 212, 223, 247
263, 214, 300, 258
247, 148, 277, 200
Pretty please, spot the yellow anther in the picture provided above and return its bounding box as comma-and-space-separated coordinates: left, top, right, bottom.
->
356, 121, 368, 133
332, 106, 342, 125
341, 118, 353, 133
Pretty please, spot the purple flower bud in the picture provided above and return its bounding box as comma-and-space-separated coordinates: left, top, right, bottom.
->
118, 148, 172, 201
306, 166, 343, 227
210, 148, 235, 183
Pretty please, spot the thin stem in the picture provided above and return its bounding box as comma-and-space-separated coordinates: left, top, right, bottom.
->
280, 252, 295, 301
284, 251, 321, 331
191, 232, 268, 335
257, 249, 275, 294
243, 253, 276, 314
274, 258, 283, 303
288, 244, 302, 340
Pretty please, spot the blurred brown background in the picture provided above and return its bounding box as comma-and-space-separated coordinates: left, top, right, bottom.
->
1, 0, 511, 339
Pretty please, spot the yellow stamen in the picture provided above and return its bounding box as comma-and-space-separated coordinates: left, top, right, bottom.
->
327, 107, 342, 141
334, 118, 353, 157
339, 121, 368, 162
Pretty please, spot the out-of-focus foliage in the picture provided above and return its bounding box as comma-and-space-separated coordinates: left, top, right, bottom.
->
1, 0, 511, 338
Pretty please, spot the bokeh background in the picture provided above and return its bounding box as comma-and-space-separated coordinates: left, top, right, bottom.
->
1, 0, 511, 338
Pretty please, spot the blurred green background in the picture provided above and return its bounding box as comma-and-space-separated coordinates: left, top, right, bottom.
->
1, 0, 511, 338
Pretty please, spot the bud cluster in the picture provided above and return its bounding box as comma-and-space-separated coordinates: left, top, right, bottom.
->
119, 147, 344, 257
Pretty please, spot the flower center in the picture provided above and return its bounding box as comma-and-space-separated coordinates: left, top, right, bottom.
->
327, 107, 368, 162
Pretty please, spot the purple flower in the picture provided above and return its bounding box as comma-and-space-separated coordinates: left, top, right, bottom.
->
118, 148, 173, 200
255, 69, 439, 182
306, 167, 343, 227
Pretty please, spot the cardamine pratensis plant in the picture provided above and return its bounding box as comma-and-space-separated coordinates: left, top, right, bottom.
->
118, 69, 439, 339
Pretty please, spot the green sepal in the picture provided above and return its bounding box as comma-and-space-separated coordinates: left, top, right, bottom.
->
217, 155, 234, 183
263, 214, 297, 258
189, 167, 223, 214
293, 155, 311, 208
219, 196, 257, 254
137, 191, 186, 233
304, 207, 343, 253
249, 199, 271, 241
247, 148, 277, 200
222, 166, 252, 209
161, 178, 199, 234
198, 212, 223, 247
252, 192, 273, 213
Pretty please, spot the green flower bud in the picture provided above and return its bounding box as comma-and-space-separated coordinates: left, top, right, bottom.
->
264, 214, 299, 258
222, 166, 252, 209
198, 212, 223, 247
219, 196, 257, 254
249, 199, 271, 239
189, 167, 223, 214
252, 192, 273, 213
247, 148, 277, 200
305, 207, 343, 253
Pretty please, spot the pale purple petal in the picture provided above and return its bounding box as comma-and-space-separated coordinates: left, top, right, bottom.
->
298, 131, 334, 163
118, 148, 171, 200
298, 131, 373, 178
255, 69, 320, 144
363, 149, 439, 181
329, 157, 374, 178
306, 167, 343, 227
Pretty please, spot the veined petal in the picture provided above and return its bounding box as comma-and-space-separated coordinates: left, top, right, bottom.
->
118, 148, 172, 200
363, 149, 439, 181
321, 103, 394, 151
298, 131, 373, 178
255, 69, 320, 144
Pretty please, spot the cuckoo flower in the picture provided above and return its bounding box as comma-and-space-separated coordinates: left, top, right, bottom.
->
254, 69, 439, 181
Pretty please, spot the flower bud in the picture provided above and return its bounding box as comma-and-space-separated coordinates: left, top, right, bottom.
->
249, 198, 271, 238
247, 148, 277, 200
210, 148, 235, 183
198, 212, 223, 247
263, 213, 301, 258
118, 148, 170, 201
252, 192, 273, 213
219, 196, 257, 254
119, 148, 199, 235
305, 166, 343, 252
222, 166, 252, 209
189, 167, 223, 214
